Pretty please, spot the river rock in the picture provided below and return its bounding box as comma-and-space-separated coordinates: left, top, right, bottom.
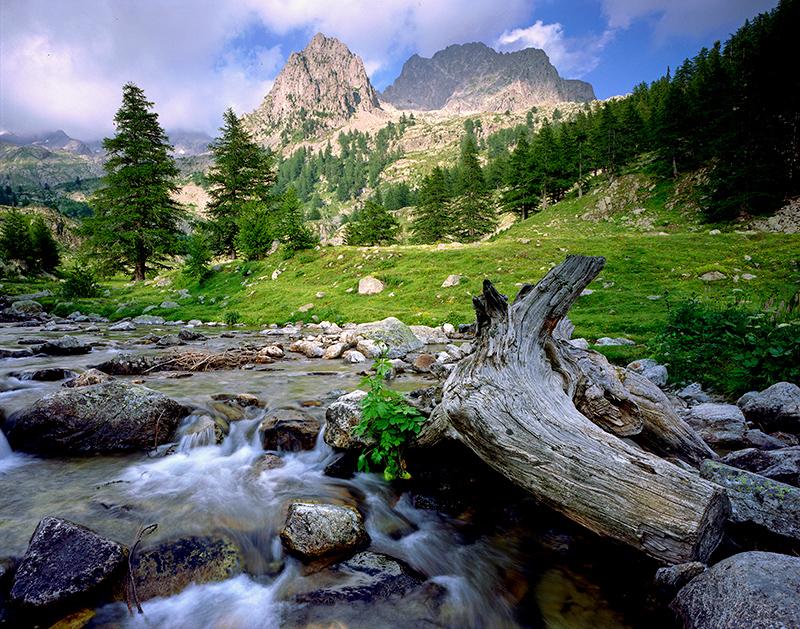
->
625, 359, 668, 388
671, 551, 800, 629
654, 562, 706, 596
281, 502, 369, 561
260, 409, 320, 451
737, 382, 800, 432
155, 334, 184, 347
289, 340, 325, 358
63, 369, 114, 388
358, 276, 384, 295
131, 536, 243, 601
700, 460, 800, 542
677, 383, 712, 406
323, 343, 346, 360
355, 339, 382, 359
4, 381, 189, 455
12, 367, 77, 382
132, 315, 166, 325
0, 348, 34, 359
34, 336, 92, 356
355, 317, 423, 358
210, 392, 265, 408
683, 403, 746, 445
108, 321, 136, 332
249, 453, 286, 477
323, 390, 372, 450
412, 353, 437, 373
10, 517, 126, 609
342, 349, 366, 364
720, 446, 800, 487
409, 325, 448, 345
742, 428, 786, 450
178, 329, 207, 342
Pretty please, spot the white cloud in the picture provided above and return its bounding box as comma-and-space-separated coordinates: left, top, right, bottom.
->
0, 0, 532, 138
497, 21, 614, 77
601, 0, 778, 38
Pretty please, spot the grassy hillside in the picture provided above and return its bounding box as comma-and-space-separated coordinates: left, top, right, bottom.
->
8, 173, 798, 365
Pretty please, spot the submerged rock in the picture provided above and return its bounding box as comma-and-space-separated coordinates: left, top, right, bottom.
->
11, 367, 77, 382
259, 409, 320, 451
281, 502, 369, 561
131, 536, 243, 601
737, 382, 800, 432
672, 551, 800, 628
10, 517, 126, 609
5, 381, 189, 455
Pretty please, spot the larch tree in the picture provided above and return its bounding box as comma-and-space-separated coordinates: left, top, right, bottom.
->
206, 108, 275, 257
85, 83, 182, 281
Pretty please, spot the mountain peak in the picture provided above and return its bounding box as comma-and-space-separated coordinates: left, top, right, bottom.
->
243, 33, 381, 146
382, 42, 595, 112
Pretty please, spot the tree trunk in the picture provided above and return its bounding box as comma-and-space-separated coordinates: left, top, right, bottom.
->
433, 255, 728, 564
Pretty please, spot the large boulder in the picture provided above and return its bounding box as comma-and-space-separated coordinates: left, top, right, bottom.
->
281, 502, 369, 561
738, 382, 800, 432
355, 317, 423, 359
701, 460, 800, 542
34, 336, 92, 356
720, 446, 800, 487
259, 410, 321, 451
4, 381, 189, 455
683, 403, 747, 446
131, 536, 243, 601
10, 517, 126, 609
323, 390, 372, 450
671, 551, 800, 628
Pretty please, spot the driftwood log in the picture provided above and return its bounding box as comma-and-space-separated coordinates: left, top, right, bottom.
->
430, 255, 728, 564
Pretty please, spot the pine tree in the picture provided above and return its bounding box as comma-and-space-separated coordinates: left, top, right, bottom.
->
207, 108, 275, 257
29, 215, 60, 272
84, 83, 182, 280
0, 209, 33, 267
451, 135, 496, 242
346, 200, 399, 246
411, 167, 453, 243
502, 131, 538, 219
278, 188, 317, 251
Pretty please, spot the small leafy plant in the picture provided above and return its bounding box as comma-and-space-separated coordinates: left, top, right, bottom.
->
353, 355, 425, 481
224, 310, 242, 325
60, 264, 101, 298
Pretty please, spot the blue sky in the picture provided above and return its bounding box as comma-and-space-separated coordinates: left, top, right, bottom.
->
0, 0, 779, 138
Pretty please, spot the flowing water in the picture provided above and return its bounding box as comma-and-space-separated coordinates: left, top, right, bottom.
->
0, 323, 671, 628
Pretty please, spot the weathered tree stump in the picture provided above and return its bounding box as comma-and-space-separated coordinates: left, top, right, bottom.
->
432, 255, 728, 564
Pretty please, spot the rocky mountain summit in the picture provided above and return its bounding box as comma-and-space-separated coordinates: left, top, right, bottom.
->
243, 33, 382, 146
381, 42, 595, 112
0, 130, 93, 156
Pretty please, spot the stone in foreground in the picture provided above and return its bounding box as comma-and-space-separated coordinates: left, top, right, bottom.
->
4, 381, 188, 455
259, 409, 321, 451
131, 536, 243, 601
354, 317, 423, 358
671, 551, 800, 629
10, 517, 126, 609
281, 502, 369, 561
737, 382, 800, 432
700, 460, 800, 542
323, 390, 372, 450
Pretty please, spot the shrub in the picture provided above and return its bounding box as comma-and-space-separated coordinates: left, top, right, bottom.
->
183, 233, 212, 283
61, 265, 101, 298
353, 355, 426, 480
235, 202, 276, 260
29, 216, 60, 272
0, 209, 34, 267
653, 297, 800, 397
224, 310, 242, 325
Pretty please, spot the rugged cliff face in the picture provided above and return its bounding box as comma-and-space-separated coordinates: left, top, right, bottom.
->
381, 42, 595, 112
243, 33, 382, 146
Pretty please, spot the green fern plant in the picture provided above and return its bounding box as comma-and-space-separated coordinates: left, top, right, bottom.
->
353, 355, 425, 480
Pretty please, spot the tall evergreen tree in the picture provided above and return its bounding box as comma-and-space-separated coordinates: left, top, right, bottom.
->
451, 135, 496, 242
346, 200, 399, 246
29, 216, 60, 272
0, 209, 33, 267
207, 108, 275, 257
277, 188, 317, 251
502, 132, 538, 220
84, 83, 181, 280
411, 167, 453, 243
